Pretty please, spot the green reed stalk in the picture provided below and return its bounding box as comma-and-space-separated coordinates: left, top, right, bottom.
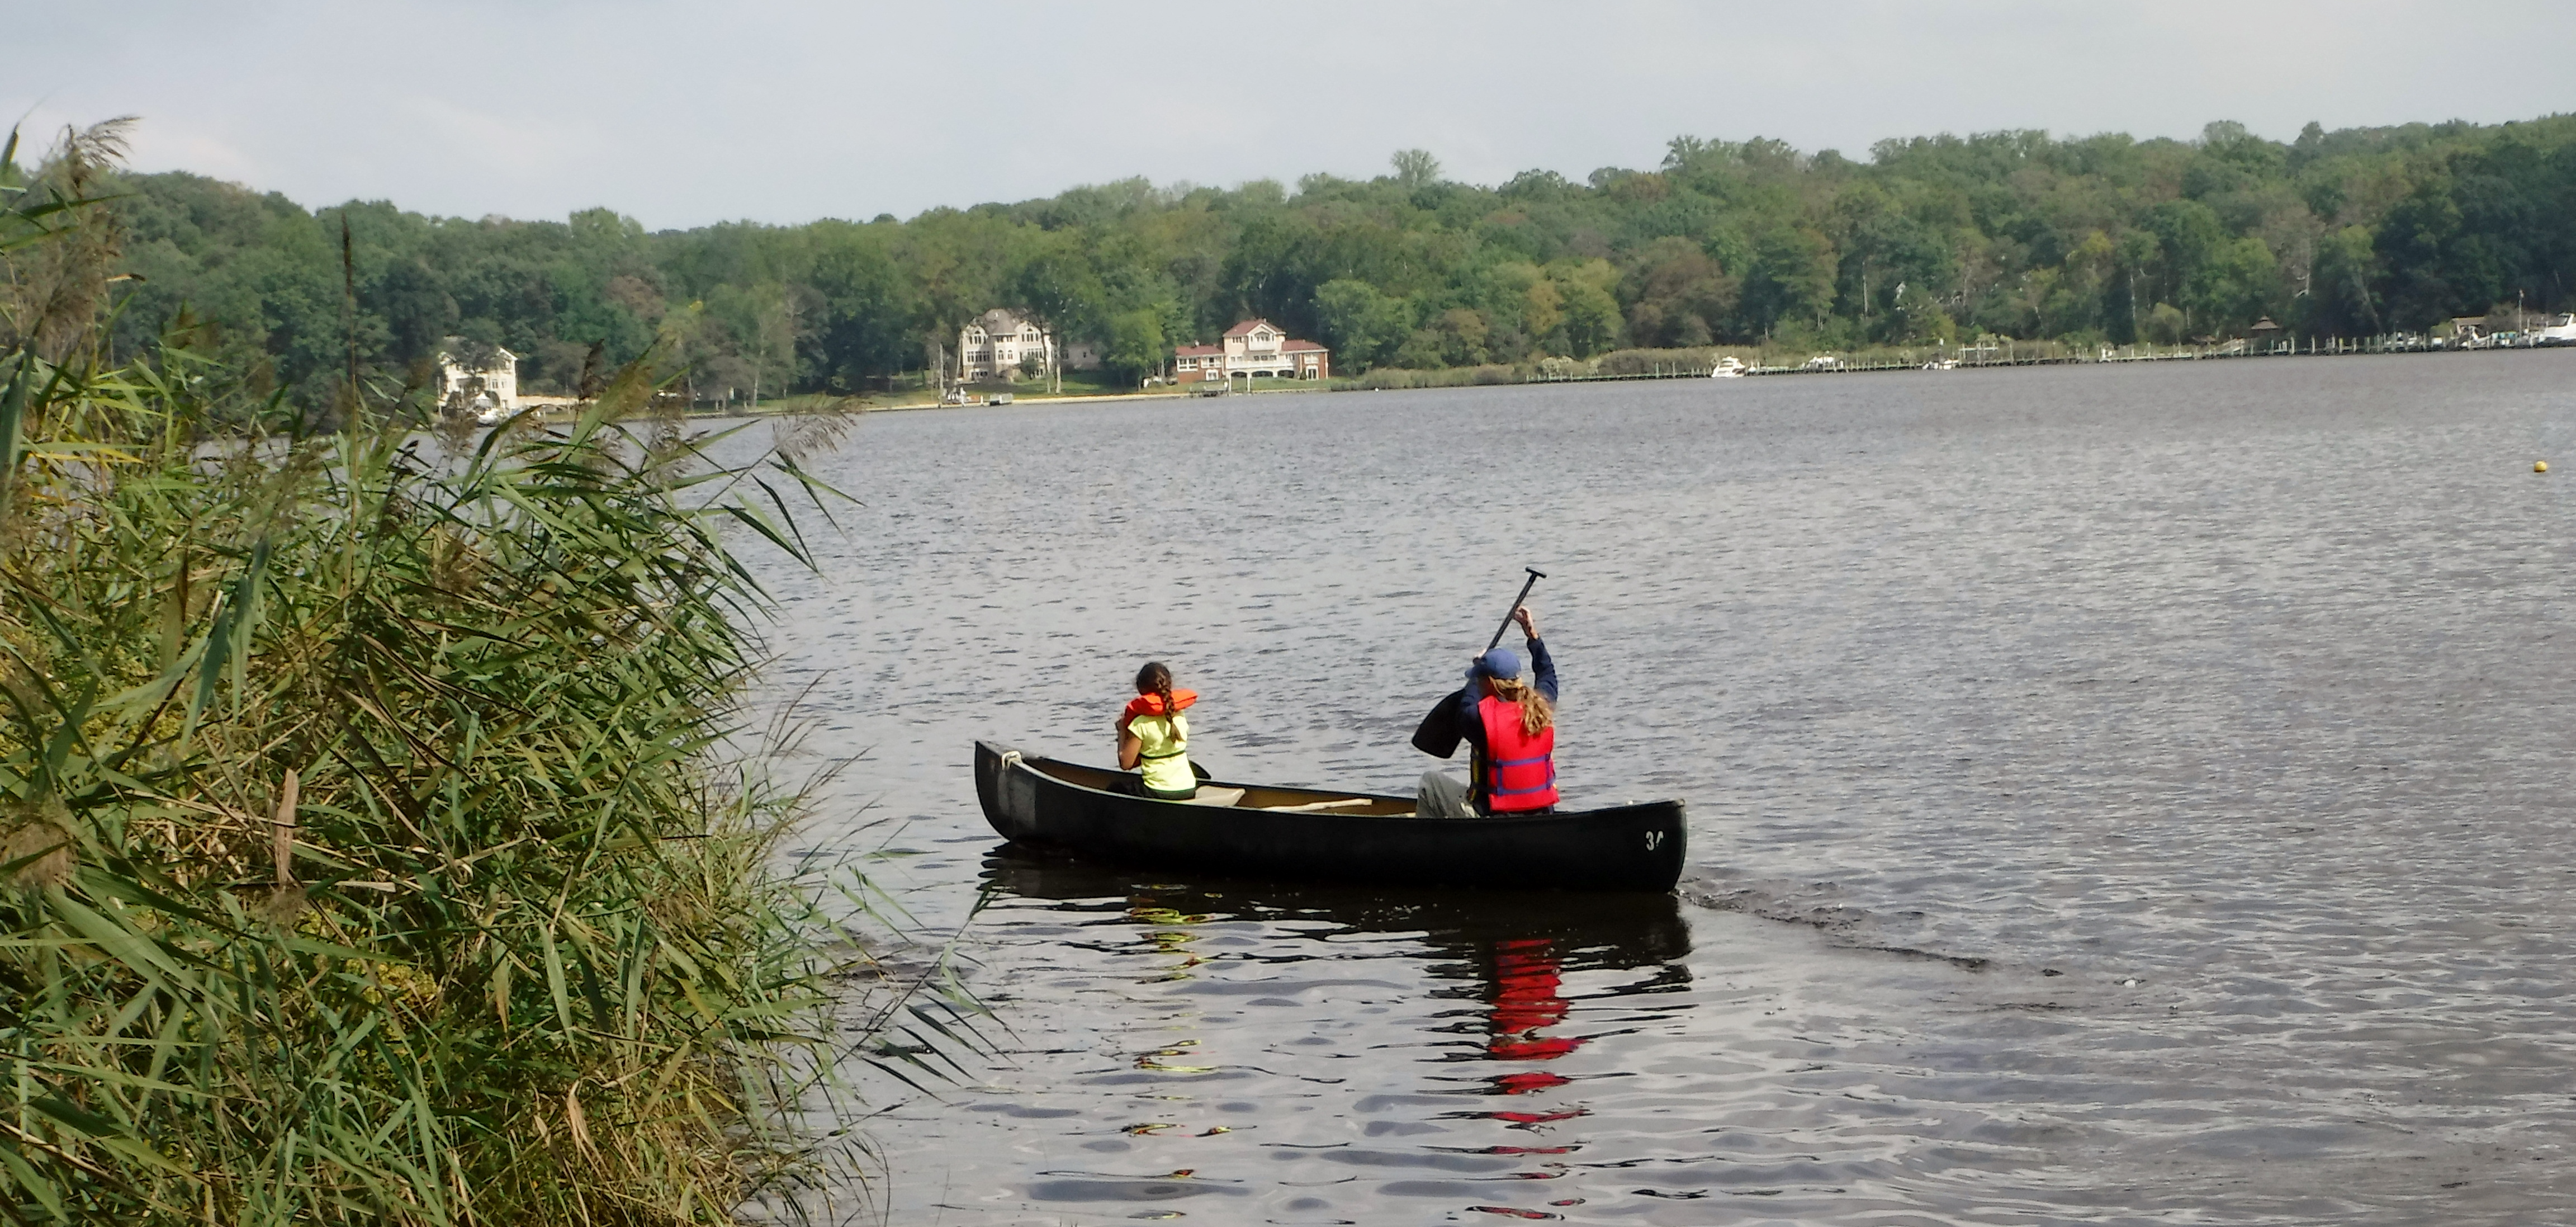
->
0, 124, 925, 1226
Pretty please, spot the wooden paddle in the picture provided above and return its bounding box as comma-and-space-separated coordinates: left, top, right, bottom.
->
1411, 568, 1545, 758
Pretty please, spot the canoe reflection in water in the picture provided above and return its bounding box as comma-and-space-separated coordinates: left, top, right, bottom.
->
978, 846, 1693, 1212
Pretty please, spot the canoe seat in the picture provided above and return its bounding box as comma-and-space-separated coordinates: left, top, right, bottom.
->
1185, 787, 1247, 807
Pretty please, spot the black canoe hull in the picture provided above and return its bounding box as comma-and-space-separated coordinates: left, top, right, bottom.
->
973, 740, 1685, 893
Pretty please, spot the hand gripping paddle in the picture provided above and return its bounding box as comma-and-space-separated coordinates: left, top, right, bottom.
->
1411, 568, 1545, 758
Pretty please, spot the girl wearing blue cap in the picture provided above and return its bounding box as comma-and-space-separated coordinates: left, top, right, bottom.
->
1418, 606, 1557, 818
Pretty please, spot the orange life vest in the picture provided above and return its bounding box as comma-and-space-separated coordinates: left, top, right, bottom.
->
1476, 695, 1558, 813
1121, 688, 1198, 723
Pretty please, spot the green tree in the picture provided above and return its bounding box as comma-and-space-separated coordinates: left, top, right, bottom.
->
1556, 277, 1622, 357
1621, 236, 1737, 347
1391, 148, 1442, 188
2310, 225, 2383, 335
2144, 199, 2230, 324
805, 225, 916, 390
1739, 226, 1836, 336
2190, 235, 2280, 332
2036, 230, 2116, 338
1891, 282, 1957, 344
744, 284, 816, 407
2144, 301, 2189, 344
1007, 237, 1107, 390
1312, 278, 1413, 371
1102, 307, 1168, 385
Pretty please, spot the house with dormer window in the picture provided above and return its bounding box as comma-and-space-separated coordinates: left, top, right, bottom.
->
1172, 319, 1330, 383
434, 341, 518, 421
958, 308, 1057, 380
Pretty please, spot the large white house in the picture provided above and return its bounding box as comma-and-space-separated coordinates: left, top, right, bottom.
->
959, 309, 1057, 380
434, 344, 518, 422
1173, 319, 1330, 383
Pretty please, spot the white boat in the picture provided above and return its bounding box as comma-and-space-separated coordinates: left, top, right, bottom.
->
2535, 313, 2576, 346
1922, 358, 1957, 371
1709, 356, 1747, 379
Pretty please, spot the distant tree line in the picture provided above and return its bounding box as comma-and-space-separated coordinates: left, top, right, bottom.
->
88, 112, 2576, 409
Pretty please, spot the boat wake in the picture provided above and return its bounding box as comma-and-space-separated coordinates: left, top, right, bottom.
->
1678, 875, 1990, 970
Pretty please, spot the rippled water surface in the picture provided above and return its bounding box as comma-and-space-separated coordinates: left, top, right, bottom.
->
746, 353, 2576, 1224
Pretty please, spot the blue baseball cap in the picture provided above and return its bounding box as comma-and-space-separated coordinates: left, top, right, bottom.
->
1470, 646, 1523, 681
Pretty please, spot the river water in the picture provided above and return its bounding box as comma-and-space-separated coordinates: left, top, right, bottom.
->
744, 352, 2576, 1225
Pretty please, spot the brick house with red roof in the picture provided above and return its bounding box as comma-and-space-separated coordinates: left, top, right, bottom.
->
1173, 319, 1329, 384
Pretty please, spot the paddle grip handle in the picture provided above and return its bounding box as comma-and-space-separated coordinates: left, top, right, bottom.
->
1485, 568, 1547, 653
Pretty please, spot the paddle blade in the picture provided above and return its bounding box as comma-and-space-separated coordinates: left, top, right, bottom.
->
1411, 690, 1465, 758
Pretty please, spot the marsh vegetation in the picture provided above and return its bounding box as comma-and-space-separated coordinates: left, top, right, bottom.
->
0, 122, 933, 1225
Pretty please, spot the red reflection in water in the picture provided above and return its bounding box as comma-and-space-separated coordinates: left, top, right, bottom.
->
1485, 938, 1584, 1074
1491, 1036, 1580, 1061
1465, 941, 1585, 1225
1494, 1070, 1569, 1094
1490, 939, 1575, 1037
1471, 937, 1590, 1136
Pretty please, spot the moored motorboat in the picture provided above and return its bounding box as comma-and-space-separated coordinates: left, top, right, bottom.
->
1709, 355, 1747, 378
973, 740, 1686, 893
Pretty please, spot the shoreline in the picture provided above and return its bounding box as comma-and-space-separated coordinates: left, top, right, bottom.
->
667, 342, 2574, 422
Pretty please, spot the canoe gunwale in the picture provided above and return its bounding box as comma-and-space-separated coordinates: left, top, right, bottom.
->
974, 740, 1686, 894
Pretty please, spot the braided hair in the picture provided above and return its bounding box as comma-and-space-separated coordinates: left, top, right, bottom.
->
1137, 662, 1178, 740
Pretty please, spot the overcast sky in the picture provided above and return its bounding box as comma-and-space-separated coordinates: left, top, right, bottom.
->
8, 1, 2573, 230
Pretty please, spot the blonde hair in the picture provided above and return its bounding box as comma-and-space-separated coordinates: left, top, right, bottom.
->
1488, 676, 1554, 736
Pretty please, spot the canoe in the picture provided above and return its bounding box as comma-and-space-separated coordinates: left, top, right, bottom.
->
973, 740, 1687, 893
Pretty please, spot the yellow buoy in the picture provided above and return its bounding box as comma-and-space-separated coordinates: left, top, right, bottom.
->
2539, 461, 2551, 473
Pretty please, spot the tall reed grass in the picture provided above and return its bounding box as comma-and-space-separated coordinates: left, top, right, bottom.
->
1, 122, 901, 1224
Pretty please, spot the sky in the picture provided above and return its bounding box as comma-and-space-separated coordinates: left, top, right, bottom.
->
7, 1, 2574, 231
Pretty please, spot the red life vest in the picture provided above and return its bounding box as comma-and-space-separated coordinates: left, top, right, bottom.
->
1476, 696, 1558, 813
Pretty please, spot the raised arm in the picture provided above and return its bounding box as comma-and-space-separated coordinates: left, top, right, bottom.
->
1514, 606, 1558, 703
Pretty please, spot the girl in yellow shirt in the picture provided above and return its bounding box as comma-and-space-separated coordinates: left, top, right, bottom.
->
1116, 662, 1197, 800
